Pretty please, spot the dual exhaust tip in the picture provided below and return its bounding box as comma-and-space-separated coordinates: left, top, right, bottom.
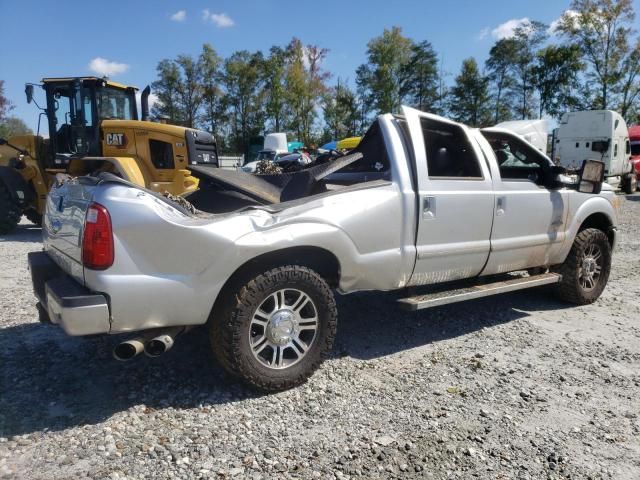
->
113, 327, 188, 361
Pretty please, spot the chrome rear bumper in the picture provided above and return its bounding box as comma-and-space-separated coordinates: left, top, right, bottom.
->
28, 251, 110, 336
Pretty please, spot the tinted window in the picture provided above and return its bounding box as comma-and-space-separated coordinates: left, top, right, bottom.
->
150, 140, 174, 169
592, 140, 609, 153
420, 118, 482, 179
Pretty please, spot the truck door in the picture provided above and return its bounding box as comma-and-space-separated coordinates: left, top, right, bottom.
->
478, 129, 569, 274
402, 107, 494, 286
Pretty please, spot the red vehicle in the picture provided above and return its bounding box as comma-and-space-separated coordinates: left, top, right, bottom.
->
630, 125, 640, 182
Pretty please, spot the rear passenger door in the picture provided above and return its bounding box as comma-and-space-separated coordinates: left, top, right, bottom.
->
402, 107, 495, 286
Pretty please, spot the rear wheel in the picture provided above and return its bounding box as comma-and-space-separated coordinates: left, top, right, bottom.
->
623, 173, 637, 194
0, 182, 22, 234
210, 265, 337, 391
553, 228, 611, 305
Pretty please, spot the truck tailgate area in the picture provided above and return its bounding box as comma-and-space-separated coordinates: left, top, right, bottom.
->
43, 178, 98, 285
28, 251, 110, 335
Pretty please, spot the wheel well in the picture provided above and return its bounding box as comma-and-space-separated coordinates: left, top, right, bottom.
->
232, 247, 341, 288
209, 246, 341, 322
579, 213, 614, 245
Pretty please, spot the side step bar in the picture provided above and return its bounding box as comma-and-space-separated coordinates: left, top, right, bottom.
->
398, 272, 562, 311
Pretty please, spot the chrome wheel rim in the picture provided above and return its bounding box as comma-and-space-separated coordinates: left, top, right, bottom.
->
249, 289, 318, 369
579, 243, 603, 291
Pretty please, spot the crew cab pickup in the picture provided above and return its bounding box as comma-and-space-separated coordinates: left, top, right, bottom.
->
29, 107, 619, 391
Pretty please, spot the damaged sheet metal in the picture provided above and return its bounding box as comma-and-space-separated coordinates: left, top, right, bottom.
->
189, 152, 363, 205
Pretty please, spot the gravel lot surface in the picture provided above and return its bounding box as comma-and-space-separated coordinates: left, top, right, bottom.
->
1, 195, 639, 480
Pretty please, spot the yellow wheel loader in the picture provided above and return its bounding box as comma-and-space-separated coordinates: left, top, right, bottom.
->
0, 77, 219, 234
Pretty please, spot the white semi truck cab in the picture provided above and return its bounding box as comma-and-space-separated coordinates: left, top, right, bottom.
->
553, 110, 636, 193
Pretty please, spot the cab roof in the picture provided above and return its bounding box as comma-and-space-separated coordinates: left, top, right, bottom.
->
41, 77, 137, 90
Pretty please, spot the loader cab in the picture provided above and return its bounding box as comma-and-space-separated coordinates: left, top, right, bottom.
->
41, 77, 138, 167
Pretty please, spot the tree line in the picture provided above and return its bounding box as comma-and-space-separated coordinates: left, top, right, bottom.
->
0, 80, 31, 139
149, 0, 640, 156
1, 0, 639, 154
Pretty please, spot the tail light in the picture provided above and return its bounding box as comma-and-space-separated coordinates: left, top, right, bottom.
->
82, 203, 114, 270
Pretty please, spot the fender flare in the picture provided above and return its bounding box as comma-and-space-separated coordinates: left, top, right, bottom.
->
556, 196, 617, 263
0, 166, 34, 207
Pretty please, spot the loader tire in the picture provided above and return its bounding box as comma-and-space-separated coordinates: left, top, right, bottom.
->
553, 228, 611, 305
209, 265, 337, 391
0, 182, 22, 234
24, 209, 42, 226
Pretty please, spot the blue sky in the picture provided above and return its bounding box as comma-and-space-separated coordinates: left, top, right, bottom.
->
2, 0, 639, 133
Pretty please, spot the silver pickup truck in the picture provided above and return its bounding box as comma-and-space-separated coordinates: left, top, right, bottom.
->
29, 107, 619, 391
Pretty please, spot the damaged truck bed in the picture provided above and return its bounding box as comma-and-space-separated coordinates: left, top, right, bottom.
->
187, 151, 363, 206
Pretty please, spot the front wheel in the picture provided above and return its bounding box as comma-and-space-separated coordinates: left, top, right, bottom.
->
210, 265, 338, 391
553, 228, 611, 305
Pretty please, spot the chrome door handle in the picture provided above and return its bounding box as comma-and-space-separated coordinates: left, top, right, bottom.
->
496, 196, 506, 216
423, 195, 436, 219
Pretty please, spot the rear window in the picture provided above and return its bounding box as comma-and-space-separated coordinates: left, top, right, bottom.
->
420, 118, 482, 179
339, 120, 390, 173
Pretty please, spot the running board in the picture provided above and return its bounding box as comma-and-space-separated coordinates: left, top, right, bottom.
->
398, 272, 562, 311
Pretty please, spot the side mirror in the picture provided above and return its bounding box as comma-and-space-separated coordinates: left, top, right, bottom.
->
25, 84, 34, 104
577, 159, 605, 194
545, 164, 567, 189
549, 165, 566, 176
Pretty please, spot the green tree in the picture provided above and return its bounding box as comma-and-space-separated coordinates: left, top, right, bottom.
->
0, 117, 32, 138
400, 40, 439, 112
199, 43, 224, 135
356, 27, 413, 114
174, 54, 204, 128
222, 50, 266, 157
355, 64, 374, 129
151, 52, 205, 128
532, 44, 584, 118
0, 80, 12, 121
323, 79, 359, 139
448, 58, 491, 126
263, 46, 289, 132
485, 38, 518, 123
559, 0, 636, 110
510, 21, 548, 119
151, 59, 182, 124
616, 37, 640, 119
432, 58, 451, 116
284, 39, 330, 145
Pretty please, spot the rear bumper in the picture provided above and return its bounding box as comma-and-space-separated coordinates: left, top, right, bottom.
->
28, 251, 111, 336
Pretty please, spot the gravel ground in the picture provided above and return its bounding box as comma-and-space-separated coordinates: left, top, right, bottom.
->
1, 195, 639, 480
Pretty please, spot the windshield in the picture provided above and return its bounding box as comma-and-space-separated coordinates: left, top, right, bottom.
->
256, 150, 276, 161
97, 87, 135, 120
